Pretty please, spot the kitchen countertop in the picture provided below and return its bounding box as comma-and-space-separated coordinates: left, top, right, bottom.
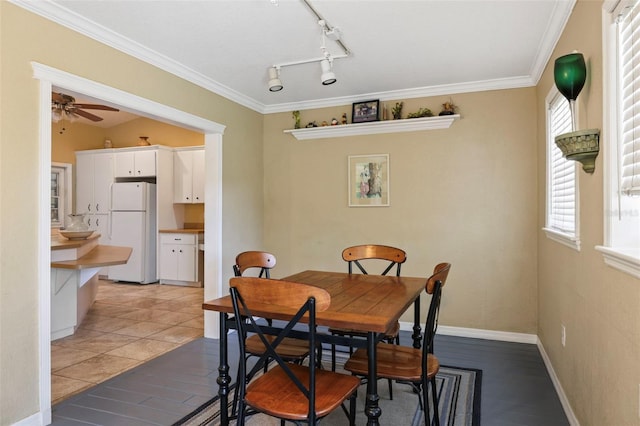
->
159, 228, 204, 234
51, 232, 100, 250
51, 245, 132, 270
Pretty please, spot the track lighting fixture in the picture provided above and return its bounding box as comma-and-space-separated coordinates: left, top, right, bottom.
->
268, 66, 283, 92
320, 59, 336, 85
265, 1, 352, 92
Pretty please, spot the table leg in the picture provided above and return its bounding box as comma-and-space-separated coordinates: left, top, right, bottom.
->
217, 312, 230, 426
412, 295, 422, 349
365, 332, 381, 426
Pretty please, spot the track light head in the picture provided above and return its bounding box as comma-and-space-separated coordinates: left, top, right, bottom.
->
320, 59, 336, 85
268, 67, 283, 92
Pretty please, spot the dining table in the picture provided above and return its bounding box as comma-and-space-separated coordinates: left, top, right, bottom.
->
202, 269, 427, 426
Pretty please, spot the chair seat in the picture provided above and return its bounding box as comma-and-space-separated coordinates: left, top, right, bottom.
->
245, 363, 360, 421
344, 343, 440, 382
329, 320, 400, 340
245, 334, 310, 360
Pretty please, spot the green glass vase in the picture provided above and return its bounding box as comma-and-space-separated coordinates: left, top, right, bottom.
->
554, 52, 586, 102
554, 52, 586, 131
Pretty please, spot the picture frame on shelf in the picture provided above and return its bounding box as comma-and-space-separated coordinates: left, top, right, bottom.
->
352, 100, 380, 123
348, 154, 389, 207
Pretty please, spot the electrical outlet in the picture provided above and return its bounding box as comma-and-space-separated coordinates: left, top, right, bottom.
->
561, 324, 566, 347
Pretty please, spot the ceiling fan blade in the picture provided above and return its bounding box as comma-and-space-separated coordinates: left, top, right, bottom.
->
72, 103, 119, 112
73, 109, 103, 122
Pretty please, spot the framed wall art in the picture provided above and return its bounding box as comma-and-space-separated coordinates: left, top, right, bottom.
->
348, 154, 389, 207
351, 99, 380, 123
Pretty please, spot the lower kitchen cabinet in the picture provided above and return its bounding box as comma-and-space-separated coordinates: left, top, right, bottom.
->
159, 232, 203, 287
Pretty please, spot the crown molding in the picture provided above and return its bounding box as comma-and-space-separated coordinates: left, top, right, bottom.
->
528, 0, 577, 84
262, 75, 536, 114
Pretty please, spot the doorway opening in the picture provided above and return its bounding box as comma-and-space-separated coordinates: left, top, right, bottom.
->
34, 62, 224, 423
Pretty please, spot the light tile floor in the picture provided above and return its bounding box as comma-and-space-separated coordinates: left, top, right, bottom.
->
51, 279, 204, 405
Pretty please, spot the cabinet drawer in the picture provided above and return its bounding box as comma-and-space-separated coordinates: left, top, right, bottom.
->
160, 233, 197, 245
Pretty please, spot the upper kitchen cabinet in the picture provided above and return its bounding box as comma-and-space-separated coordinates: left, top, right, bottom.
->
173, 147, 205, 203
76, 150, 113, 215
114, 148, 157, 178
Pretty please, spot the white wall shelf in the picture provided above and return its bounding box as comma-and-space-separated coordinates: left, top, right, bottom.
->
284, 114, 460, 140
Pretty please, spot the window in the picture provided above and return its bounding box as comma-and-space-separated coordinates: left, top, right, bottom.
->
51, 163, 72, 228
544, 88, 580, 250
598, 0, 640, 278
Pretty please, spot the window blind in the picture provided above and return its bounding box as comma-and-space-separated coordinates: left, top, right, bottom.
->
620, 1, 640, 195
549, 93, 575, 232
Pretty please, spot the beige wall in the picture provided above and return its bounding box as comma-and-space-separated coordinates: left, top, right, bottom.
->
0, 3, 263, 423
263, 89, 539, 331
52, 116, 205, 160
100, 117, 204, 149
51, 122, 105, 164
536, 1, 640, 424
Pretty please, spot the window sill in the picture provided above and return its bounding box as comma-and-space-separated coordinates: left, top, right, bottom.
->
595, 246, 640, 279
543, 228, 581, 251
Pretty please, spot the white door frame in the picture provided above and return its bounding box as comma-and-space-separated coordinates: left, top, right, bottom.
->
32, 62, 224, 424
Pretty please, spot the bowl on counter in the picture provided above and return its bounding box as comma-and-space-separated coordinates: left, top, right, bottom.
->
60, 230, 94, 240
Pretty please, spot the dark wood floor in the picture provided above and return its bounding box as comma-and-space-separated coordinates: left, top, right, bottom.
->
431, 335, 569, 426
51, 332, 569, 425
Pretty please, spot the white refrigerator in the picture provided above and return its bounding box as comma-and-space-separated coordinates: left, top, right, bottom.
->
108, 182, 157, 284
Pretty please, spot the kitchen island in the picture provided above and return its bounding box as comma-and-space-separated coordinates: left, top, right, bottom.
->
51, 232, 132, 340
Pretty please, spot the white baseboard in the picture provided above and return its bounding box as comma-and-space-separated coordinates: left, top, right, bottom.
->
399, 321, 538, 344
398, 321, 579, 425
11, 410, 47, 426
536, 340, 580, 426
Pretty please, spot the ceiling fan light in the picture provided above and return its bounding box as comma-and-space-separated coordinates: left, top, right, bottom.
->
66, 111, 78, 123
268, 67, 283, 92
320, 59, 336, 85
51, 106, 63, 123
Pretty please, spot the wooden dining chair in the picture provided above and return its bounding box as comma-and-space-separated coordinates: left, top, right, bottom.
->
233, 251, 310, 360
330, 244, 407, 398
343, 262, 451, 426
233, 250, 277, 278
230, 277, 360, 425
232, 251, 313, 415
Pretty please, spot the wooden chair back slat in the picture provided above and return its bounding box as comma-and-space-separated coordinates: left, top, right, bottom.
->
426, 262, 450, 294
234, 251, 277, 278
230, 277, 331, 312
342, 244, 406, 276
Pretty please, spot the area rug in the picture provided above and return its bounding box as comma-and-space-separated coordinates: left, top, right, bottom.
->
175, 355, 481, 426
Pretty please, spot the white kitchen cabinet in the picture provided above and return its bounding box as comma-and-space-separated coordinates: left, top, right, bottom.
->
173, 148, 204, 203
76, 151, 113, 215
85, 214, 109, 240
159, 232, 203, 286
75, 151, 113, 244
114, 149, 157, 178
75, 150, 114, 275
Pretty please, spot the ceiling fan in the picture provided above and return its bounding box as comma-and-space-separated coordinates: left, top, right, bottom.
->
51, 92, 119, 123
